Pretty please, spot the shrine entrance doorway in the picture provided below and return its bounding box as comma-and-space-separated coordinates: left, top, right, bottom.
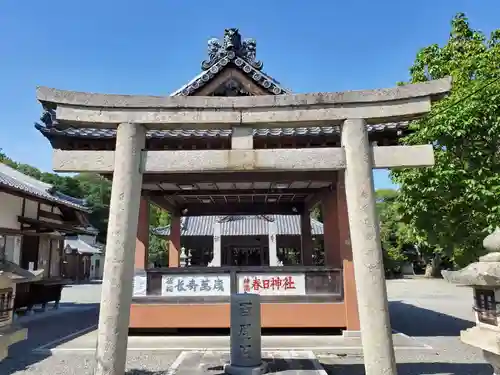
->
230, 246, 268, 266
221, 246, 269, 266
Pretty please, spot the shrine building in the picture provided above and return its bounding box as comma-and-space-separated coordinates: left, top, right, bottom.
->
152, 214, 325, 267
35, 28, 450, 334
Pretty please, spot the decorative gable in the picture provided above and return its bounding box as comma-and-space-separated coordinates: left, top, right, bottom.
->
34, 28, 411, 148
171, 28, 291, 97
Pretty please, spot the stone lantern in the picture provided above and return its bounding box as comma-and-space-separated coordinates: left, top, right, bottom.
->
0, 269, 28, 361
442, 228, 500, 373
180, 247, 188, 267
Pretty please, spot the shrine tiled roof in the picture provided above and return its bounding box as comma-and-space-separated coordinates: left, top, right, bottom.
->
35, 122, 409, 140
152, 215, 324, 237
171, 28, 291, 96
0, 162, 90, 211
169, 56, 289, 97
34, 28, 410, 142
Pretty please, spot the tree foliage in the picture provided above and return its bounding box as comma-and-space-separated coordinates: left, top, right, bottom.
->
1, 150, 172, 246
376, 189, 417, 274
391, 13, 500, 267
148, 205, 170, 266
312, 188, 413, 273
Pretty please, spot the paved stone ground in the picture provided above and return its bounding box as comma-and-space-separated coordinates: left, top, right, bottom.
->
59, 281, 103, 305
317, 278, 490, 374
0, 278, 493, 374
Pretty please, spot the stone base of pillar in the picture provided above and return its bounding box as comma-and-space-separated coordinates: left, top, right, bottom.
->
342, 330, 361, 338
224, 361, 268, 375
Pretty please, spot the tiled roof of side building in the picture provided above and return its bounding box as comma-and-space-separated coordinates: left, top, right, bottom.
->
65, 237, 103, 255
0, 162, 90, 212
152, 215, 324, 237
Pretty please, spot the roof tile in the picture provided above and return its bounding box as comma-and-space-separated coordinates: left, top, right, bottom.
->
35, 122, 408, 140
34, 29, 409, 143
0, 163, 90, 211
153, 215, 323, 237
64, 237, 103, 254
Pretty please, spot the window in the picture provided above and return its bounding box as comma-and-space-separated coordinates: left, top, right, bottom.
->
0, 235, 20, 263
0, 235, 5, 262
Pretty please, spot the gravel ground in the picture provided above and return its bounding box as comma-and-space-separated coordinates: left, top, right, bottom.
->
0, 278, 492, 375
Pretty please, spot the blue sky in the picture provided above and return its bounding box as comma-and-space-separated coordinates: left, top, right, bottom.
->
0, 0, 497, 189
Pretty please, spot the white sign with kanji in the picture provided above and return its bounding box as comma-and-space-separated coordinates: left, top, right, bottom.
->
237, 274, 306, 296
161, 274, 231, 297
132, 274, 147, 297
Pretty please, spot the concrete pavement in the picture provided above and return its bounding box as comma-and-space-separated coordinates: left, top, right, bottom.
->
0, 278, 492, 374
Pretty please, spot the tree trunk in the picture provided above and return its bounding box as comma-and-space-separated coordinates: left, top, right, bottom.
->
424, 254, 442, 278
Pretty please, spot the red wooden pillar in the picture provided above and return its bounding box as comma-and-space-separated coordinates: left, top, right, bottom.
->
300, 210, 314, 266
322, 190, 341, 268
321, 173, 360, 331
168, 215, 181, 267
134, 197, 150, 269
336, 172, 360, 331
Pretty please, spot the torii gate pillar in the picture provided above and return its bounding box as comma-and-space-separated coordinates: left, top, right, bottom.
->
95, 123, 145, 375
342, 118, 397, 374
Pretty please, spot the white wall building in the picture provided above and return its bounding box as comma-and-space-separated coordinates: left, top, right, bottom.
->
64, 228, 105, 280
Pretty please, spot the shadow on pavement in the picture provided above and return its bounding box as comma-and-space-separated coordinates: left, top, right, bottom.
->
0, 303, 99, 375
322, 362, 492, 375
390, 300, 474, 336
121, 361, 493, 375
63, 280, 102, 286
56, 302, 100, 309
205, 356, 319, 373
130, 327, 343, 336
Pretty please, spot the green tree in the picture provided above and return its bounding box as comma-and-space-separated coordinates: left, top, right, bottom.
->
391, 13, 500, 271
74, 173, 112, 242
311, 204, 322, 222
148, 204, 170, 266
376, 189, 416, 276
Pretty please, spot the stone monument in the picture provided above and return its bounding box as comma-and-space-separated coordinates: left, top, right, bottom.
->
225, 293, 267, 375
442, 228, 500, 373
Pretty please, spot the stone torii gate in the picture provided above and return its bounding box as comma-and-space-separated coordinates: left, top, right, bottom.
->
37, 77, 451, 375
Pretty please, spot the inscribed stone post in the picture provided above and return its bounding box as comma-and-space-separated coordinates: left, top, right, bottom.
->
225, 293, 265, 375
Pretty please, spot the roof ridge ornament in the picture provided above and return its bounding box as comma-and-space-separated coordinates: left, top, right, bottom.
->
201, 28, 263, 71
39, 108, 57, 128
259, 215, 275, 222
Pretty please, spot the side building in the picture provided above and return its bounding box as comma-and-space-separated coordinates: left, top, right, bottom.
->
64, 227, 105, 281
0, 162, 100, 312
